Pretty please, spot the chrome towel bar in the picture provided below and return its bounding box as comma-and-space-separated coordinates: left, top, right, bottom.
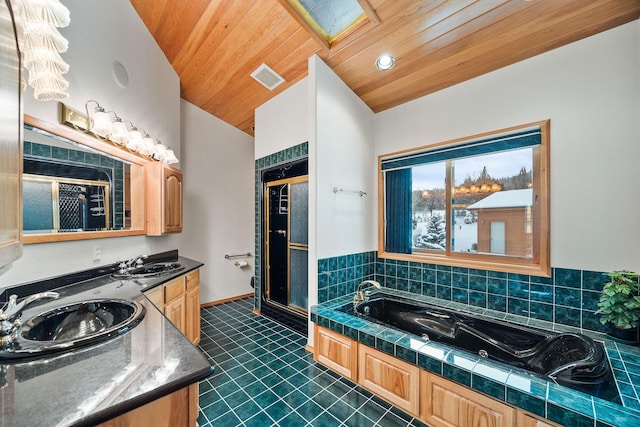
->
225, 252, 252, 260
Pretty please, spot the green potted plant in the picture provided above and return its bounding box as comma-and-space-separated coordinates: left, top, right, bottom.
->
596, 270, 640, 344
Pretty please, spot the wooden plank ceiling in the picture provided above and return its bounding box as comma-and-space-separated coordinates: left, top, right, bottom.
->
130, 0, 640, 136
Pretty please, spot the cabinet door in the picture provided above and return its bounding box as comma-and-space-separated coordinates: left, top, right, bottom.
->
165, 296, 185, 333
314, 325, 357, 381
163, 167, 182, 233
97, 385, 191, 427
358, 344, 420, 416
146, 163, 182, 235
185, 286, 200, 344
517, 412, 561, 427
421, 371, 515, 427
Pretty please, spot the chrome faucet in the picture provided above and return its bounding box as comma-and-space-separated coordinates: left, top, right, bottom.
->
0, 292, 59, 348
118, 254, 149, 273
353, 280, 381, 308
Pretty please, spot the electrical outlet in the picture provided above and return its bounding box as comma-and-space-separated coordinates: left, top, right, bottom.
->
93, 244, 101, 262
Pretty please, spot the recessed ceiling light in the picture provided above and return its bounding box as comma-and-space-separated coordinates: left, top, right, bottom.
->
375, 54, 395, 71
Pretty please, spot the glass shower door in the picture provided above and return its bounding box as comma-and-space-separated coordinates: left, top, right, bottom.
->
288, 179, 308, 311
265, 175, 308, 314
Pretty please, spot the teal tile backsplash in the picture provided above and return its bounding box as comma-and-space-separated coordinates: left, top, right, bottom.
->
317, 251, 616, 334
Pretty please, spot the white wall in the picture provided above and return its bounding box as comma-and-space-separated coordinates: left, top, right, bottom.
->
180, 100, 255, 303
375, 21, 640, 273
254, 78, 309, 159
312, 57, 376, 259
308, 55, 376, 341
0, 0, 181, 288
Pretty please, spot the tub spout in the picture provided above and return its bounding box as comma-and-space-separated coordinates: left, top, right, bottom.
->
354, 280, 381, 308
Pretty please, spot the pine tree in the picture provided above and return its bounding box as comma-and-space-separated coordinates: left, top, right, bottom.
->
420, 213, 446, 250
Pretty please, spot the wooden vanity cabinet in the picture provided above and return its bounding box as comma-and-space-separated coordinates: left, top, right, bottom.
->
97, 384, 197, 427
185, 269, 201, 345
164, 276, 186, 333
104, 268, 202, 427
146, 162, 183, 235
313, 325, 562, 427
144, 268, 200, 344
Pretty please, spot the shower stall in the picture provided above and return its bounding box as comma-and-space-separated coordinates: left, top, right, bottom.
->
260, 159, 308, 335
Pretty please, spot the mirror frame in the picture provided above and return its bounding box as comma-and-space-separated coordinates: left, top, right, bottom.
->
23, 114, 147, 243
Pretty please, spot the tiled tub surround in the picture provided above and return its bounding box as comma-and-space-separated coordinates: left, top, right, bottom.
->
311, 289, 640, 427
318, 252, 621, 334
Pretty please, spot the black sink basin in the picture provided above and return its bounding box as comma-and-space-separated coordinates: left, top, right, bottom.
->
112, 262, 184, 279
0, 299, 145, 360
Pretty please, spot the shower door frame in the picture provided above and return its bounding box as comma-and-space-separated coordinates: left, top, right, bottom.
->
264, 174, 309, 315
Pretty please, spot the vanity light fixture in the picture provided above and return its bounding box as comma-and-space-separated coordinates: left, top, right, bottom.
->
60, 101, 179, 164
125, 122, 144, 152
375, 54, 395, 71
85, 100, 111, 138
108, 113, 129, 145
140, 131, 157, 157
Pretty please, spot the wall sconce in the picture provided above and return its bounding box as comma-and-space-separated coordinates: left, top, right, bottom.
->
60, 101, 179, 165
14, 0, 71, 101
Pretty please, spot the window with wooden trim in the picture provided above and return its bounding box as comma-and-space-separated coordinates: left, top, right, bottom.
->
378, 121, 550, 277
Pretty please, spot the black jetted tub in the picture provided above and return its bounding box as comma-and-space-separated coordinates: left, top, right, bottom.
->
350, 293, 620, 404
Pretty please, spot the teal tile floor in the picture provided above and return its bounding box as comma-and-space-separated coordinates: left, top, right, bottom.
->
197, 298, 427, 426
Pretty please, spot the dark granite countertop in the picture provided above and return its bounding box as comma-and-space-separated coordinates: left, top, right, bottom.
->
312, 289, 640, 427
0, 252, 212, 427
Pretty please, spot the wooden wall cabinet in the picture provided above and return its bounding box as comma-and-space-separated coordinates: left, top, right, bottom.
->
313, 325, 357, 381
358, 343, 420, 417
146, 162, 183, 235
0, 1, 22, 270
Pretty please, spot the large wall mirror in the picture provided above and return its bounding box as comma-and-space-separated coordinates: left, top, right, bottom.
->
23, 115, 146, 243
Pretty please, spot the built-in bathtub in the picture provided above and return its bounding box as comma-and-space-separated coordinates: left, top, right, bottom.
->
347, 292, 620, 404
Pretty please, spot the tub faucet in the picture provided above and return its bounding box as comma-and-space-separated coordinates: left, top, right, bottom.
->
353, 280, 381, 308
0, 292, 59, 348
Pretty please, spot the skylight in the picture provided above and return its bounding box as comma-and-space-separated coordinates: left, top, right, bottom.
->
288, 0, 368, 44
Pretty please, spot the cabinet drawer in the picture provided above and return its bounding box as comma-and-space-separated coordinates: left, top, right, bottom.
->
186, 269, 199, 290
164, 277, 185, 302
145, 286, 164, 308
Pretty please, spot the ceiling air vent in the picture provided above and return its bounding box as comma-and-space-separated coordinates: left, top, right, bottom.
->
251, 63, 285, 90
